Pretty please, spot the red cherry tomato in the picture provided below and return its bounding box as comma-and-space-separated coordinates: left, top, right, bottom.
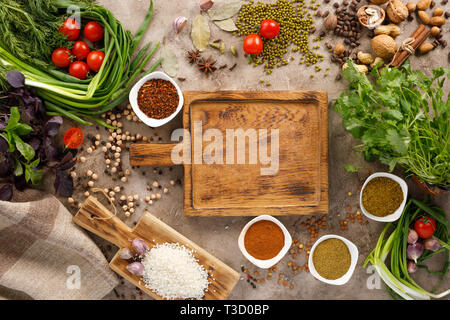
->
59, 18, 81, 41
64, 128, 84, 149
86, 51, 105, 72
72, 41, 90, 60
260, 19, 280, 39
51, 48, 71, 68
84, 21, 104, 42
69, 61, 89, 80
414, 216, 436, 239
243, 34, 263, 55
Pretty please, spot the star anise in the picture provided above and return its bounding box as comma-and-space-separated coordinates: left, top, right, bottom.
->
187, 49, 201, 64
197, 56, 217, 76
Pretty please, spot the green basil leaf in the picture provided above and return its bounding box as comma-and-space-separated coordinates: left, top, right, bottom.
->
29, 158, 40, 169
25, 165, 43, 185
12, 123, 33, 136
5, 107, 20, 131
13, 159, 23, 176
12, 134, 35, 162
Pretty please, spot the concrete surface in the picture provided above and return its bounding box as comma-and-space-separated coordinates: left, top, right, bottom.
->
6, 0, 450, 300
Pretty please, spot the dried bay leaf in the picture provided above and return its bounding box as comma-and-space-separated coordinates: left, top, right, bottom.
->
161, 46, 178, 77
214, 18, 238, 32
191, 14, 210, 52
208, 1, 244, 21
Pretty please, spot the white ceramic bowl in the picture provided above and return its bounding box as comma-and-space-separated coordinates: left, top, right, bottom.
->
129, 71, 183, 128
359, 172, 408, 223
308, 235, 358, 285
238, 215, 292, 269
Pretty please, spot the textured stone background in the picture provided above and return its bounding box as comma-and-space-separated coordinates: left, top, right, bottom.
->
5, 0, 450, 300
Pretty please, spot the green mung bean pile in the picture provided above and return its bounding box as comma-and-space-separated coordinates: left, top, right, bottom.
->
235, 0, 323, 74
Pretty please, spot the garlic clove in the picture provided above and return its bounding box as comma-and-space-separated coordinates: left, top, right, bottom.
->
119, 248, 133, 260
173, 16, 187, 33
126, 262, 144, 276
132, 238, 149, 255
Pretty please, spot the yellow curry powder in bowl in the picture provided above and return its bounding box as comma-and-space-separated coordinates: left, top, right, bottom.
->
312, 238, 351, 280
362, 177, 403, 217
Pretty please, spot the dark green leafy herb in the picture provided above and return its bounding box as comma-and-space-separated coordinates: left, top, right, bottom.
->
335, 60, 450, 187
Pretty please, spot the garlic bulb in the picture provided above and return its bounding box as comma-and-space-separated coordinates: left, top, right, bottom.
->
173, 16, 187, 33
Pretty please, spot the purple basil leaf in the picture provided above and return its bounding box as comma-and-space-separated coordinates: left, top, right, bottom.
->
6, 71, 25, 89
0, 136, 8, 153
45, 116, 63, 137
44, 144, 58, 162
13, 174, 27, 191
0, 114, 9, 130
28, 138, 41, 151
54, 169, 73, 197
0, 153, 13, 178
58, 151, 74, 167
0, 184, 13, 201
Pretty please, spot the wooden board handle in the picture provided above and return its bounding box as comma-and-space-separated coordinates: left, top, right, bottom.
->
129, 143, 180, 166
73, 196, 134, 248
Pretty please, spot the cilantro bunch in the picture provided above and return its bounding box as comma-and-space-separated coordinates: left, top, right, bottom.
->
335, 60, 449, 188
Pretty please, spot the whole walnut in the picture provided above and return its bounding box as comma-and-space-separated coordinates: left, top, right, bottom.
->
387, 0, 409, 23
371, 34, 398, 60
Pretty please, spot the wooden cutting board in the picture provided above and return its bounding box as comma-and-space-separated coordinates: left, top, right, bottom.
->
73, 196, 240, 300
130, 91, 329, 217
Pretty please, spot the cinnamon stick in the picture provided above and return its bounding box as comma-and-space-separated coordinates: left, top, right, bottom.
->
389, 24, 430, 67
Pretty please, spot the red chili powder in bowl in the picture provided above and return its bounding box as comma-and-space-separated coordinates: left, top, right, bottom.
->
244, 220, 285, 260
137, 79, 178, 119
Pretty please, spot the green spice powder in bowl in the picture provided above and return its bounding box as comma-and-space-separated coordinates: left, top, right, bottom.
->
308, 235, 358, 285
360, 172, 408, 223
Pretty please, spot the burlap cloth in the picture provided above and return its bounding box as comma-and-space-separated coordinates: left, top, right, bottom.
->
0, 189, 118, 300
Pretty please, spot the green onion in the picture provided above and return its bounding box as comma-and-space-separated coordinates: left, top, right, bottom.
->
363, 198, 450, 300
0, 0, 161, 126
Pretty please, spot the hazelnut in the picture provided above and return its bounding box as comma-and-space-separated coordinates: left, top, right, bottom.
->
433, 8, 444, 16
371, 34, 398, 60
430, 26, 441, 36
386, 0, 409, 23
406, 2, 416, 12
324, 14, 338, 31
333, 43, 346, 55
